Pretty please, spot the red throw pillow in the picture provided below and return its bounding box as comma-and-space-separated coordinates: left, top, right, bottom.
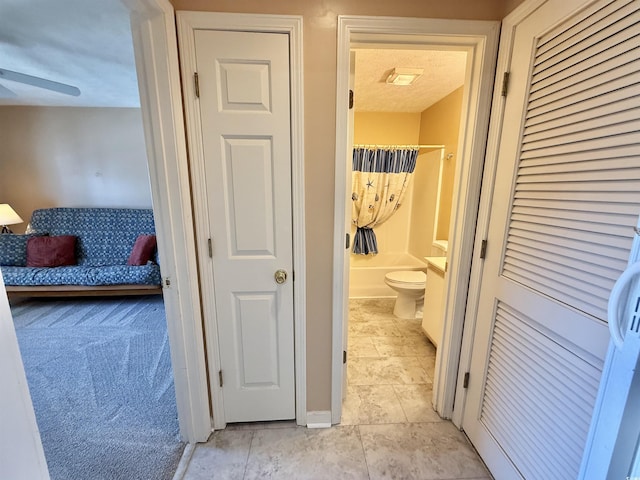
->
127, 234, 157, 266
26, 235, 77, 267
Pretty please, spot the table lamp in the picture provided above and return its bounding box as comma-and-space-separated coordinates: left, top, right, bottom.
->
0, 204, 24, 233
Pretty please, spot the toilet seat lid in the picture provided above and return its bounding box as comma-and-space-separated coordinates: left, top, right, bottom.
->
386, 270, 426, 284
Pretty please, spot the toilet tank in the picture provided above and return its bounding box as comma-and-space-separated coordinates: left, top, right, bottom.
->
431, 239, 448, 257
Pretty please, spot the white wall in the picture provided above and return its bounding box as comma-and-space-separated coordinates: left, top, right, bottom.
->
0, 274, 50, 479
0, 107, 152, 232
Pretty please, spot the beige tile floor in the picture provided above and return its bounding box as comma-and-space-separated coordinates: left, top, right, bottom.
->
176, 298, 491, 480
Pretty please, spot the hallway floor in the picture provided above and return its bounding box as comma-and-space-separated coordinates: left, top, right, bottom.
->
175, 298, 490, 480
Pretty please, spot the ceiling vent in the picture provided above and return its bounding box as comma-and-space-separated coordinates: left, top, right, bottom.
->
385, 67, 424, 86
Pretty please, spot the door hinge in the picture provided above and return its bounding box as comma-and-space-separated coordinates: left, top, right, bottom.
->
343, 350, 347, 364
218, 370, 223, 387
194, 72, 200, 98
479, 239, 487, 259
208, 238, 213, 258
463, 372, 470, 388
349, 89, 354, 109
346, 233, 350, 250
501, 71, 510, 97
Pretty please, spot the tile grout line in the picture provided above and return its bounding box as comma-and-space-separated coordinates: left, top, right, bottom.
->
356, 425, 373, 480
390, 384, 410, 424
370, 333, 384, 357
242, 429, 257, 480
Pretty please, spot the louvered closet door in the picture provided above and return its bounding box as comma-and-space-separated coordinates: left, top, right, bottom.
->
463, 0, 640, 478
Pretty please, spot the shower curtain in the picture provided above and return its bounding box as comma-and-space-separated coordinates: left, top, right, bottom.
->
351, 147, 418, 255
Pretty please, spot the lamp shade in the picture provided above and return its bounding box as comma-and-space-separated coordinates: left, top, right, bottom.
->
0, 204, 23, 226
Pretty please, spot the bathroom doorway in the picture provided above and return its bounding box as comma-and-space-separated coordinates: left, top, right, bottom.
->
343, 47, 467, 424
331, 18, 500, 425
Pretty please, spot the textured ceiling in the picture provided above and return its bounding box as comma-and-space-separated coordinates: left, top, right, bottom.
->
0, 2, 467, 111
0, 0, 139, 107
354, 49, 468, 113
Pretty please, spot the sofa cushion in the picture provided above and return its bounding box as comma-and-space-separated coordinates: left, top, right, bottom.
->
127, 234, 157, 266
27, 235, 77, 267
28, 208, 156, 267
1, 264, 162, 286
0, 234, 45, 267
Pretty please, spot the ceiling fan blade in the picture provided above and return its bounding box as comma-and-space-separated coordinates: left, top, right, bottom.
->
0, 68, 80, 97
0, 82, 17, 98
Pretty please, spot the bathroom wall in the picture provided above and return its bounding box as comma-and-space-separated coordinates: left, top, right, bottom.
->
409, 87, 464, 258
407, 148, 442, 259
419, 87, 464, 240
352, 112, 421, 253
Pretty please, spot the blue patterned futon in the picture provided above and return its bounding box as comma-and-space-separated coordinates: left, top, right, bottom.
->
1, 208, 162, 293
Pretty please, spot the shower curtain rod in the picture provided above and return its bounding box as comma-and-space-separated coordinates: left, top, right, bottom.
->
353, 144, 445, 150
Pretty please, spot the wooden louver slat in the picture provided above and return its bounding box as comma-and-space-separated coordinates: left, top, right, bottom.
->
526, 83, 640, 128
527, 73, 640, 122
481, 303, 601, 479
535, 0, 634, 58
501, 0, 640, 322
533, 6, 640, 80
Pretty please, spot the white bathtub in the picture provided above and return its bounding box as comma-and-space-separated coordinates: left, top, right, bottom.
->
349, 253, 428, 298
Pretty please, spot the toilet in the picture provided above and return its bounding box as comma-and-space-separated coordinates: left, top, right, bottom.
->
384, 270, 427, 319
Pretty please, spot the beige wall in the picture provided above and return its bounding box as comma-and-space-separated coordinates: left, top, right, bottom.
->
417, 87, 464, 242
169, 0, 508, 412
353, 112, 421, 254
504, 0, 528, 15
408, 148, 442, 260
0, 107, 152, 233
354, 112, 421, 146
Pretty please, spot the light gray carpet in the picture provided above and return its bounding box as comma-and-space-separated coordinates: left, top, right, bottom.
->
11, 296, 185, 480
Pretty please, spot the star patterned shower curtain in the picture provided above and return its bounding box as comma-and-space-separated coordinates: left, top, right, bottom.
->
351, 147, 418, 254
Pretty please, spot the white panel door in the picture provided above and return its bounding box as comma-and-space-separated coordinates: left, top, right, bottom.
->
463, 0, 640, 478
194, 30, 295, 423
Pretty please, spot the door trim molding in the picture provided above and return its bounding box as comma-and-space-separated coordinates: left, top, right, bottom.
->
125, 0, 212, 442
332, 16, 500, 425
306, 410, 332, 429
176, 11, 306, 428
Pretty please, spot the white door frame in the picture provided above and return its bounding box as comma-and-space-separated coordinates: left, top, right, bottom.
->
0, 275, 50, 479
332, 16, 500, 424
455, 0, 548, 430
0, 0, 215, 448
176, 12, 307, 429
122, 0, 212, 442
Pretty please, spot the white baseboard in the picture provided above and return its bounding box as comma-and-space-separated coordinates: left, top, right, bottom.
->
172, 442, 196, 480
306, 410, 332, 428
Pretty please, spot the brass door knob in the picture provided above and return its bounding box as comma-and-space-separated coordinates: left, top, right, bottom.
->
274, 269, 288, 284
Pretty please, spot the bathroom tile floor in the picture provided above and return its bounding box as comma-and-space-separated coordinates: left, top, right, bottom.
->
175, 298, 491, 480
